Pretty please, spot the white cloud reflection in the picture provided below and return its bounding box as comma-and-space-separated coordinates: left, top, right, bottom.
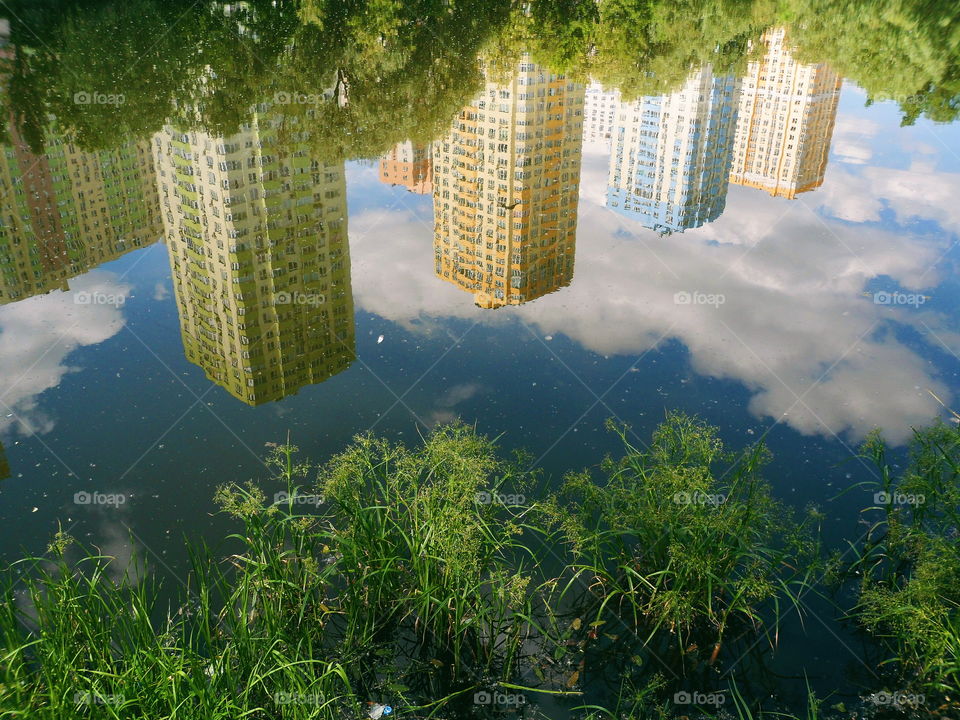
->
350, 131, 957, 445
0, 270, 131, 437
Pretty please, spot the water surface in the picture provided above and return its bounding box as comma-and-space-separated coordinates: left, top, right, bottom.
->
0, 1, 959, 708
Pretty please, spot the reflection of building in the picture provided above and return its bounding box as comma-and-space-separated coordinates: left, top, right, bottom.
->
0, 441, 8, 480
154, 117, 354, 405
433, 55, 584, 308
729, 27, 842, 198
0, 124, 160, 304
583, 83, 620, 149
607, 66, 740, 233
379, 141, 432, 194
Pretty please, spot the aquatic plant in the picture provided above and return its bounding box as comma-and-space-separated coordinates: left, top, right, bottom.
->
552, 414, 821, 661
2, 417, 958, 718
312, 424, 550, 684
845, 422, 960, 696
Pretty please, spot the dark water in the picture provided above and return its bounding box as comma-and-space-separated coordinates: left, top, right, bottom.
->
0, 0, 958, 712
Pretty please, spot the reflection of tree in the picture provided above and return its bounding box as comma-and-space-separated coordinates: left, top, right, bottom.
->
266, 2, 508, 164
488, 0, 776, 100
786, 0, 960, 125
503, 0, 959, 124
0, 0, 513, 161
0, 0, 956, 149
1, 0, 301, 150
586, 0, 776, 100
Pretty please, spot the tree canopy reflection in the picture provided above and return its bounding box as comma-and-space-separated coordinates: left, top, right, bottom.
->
0, 0, 956, 156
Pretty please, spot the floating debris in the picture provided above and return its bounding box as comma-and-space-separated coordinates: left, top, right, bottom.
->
367, 702, 393, 719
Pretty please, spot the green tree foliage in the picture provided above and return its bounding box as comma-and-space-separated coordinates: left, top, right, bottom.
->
1, 0, 301, 149
2, 0, 958, 152
263, 0, 512, 162
0, 0, 511, 157
578, 0, 779, 99
787, 0, 960, 125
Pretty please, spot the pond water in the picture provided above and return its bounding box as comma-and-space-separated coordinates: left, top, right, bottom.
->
0, 0, 959, 713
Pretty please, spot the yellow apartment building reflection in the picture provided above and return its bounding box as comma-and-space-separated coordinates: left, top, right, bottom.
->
379, 141, 433, 194
0, 121, 160, 304
433, 54, 584, 308
153, 112, 354, 405
729, 27, 842, 199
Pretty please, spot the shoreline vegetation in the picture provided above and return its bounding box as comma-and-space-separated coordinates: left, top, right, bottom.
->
1, 415, 957, 719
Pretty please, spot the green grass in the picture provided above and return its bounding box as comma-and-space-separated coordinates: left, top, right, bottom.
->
0, 416, 957, 718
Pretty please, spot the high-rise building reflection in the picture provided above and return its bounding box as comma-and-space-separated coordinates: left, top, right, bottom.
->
379, 141, 433, 194
153, 114, 354, 405
584, 83, 621, 149
607, 65, 740, 233
0, 123, 160, 304
729, 27, 842, 198
433, 55, 584, 308
0, 440, 9, 481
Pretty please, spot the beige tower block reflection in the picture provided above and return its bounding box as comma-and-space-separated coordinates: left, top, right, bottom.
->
433, 55, 584, 308
729, 27, 842, 199
0, 123, 160, 305
379, 141, 432, 194
154, 117, 354, 405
